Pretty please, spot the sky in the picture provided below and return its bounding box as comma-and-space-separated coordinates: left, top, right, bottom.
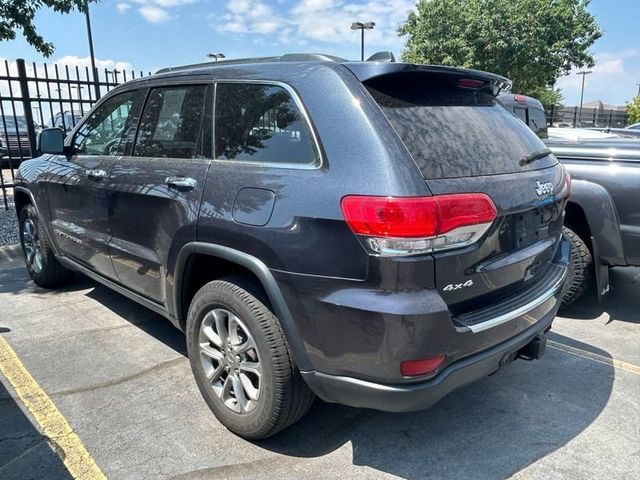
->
0, 0, 638, 106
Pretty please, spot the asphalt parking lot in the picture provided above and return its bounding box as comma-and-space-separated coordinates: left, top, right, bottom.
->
0, 245, 638, 480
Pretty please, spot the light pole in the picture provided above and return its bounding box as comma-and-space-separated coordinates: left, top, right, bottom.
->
207, 53, 226, 62
576, 70, 592, 127
350, 21, 375, 61
84, 2, 99, 100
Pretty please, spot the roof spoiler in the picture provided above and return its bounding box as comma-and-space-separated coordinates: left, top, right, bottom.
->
344, 63, 512, 96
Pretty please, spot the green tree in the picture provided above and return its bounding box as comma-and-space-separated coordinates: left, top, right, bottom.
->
398, 0, 602, 98
529, 86, 564, 106
627, 96, 640, 124
0, 0, 98, 57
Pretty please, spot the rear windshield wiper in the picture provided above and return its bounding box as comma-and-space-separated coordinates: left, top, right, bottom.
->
520, 148, 552, 166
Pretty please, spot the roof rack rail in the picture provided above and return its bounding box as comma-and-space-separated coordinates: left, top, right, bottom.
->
155, 53, 348, 74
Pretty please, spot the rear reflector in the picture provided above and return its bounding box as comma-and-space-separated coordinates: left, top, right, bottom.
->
401, 355, 446, 376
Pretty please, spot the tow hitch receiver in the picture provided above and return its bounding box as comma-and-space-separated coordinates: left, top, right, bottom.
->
518, 334, 547, 361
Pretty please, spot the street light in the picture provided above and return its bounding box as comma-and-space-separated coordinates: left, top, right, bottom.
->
84, 3, 99, 100
105, 70, 121, 83
576, 70, 592, 127
207, 53, 226, 62
350, 21, 375, 61
70, 85, 85, 99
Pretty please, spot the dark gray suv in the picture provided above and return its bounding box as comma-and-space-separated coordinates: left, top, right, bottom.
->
15, 54, 570, 439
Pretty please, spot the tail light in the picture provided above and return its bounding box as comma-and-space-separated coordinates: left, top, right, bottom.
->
341, 193, 497, 257
458, 78, 486, 89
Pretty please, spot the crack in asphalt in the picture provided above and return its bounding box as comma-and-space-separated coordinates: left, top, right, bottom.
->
50, 356, 188, 397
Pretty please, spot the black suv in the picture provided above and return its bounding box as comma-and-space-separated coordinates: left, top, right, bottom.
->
15, 54, 570, 439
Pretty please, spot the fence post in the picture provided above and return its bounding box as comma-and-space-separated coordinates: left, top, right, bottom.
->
16, 59, 37, 156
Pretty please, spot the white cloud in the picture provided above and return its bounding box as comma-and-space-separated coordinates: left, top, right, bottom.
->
55, 55, 133, 73
116, 3, 131, 13
213, 0, 415, 53
556, 49, 640, 106
139, 5, 170, 23
116, 0, 199, 23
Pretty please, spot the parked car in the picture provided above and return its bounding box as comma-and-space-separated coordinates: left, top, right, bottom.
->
0, 115, 32, 164
498, 93, 548, 138
15, 54, 570, 439
585, 127, 640, 138
544, 139, 640, 304
547, 127, 619, 141
626, 122, 640, 130
51, 111, 84, 133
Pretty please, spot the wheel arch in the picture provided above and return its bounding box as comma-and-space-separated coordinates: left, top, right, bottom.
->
173, 242, 313, 371
13, 187, 32, 216
565, 179, 626, 266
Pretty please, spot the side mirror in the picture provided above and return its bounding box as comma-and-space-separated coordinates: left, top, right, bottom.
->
37, 128, 65, 154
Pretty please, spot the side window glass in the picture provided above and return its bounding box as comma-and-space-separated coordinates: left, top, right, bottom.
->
72, 91, 139, 156
528, 108, 548, 139
215, 83, 318, 165
514, 107, 528, 124
133, 85, 207, 159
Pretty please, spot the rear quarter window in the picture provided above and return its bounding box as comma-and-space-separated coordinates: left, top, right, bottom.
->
366, 75, 557, 179
214, 83, 318, 166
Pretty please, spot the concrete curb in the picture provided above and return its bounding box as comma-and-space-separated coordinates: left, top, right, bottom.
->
0, 244, 21, 265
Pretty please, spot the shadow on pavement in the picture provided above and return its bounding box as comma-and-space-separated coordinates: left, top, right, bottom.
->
559, 267, 640, 324
78, 277, 615, 479
0, 262, 617, 479
0, 381, 71, 480
260, 332, 614, 479
0, 264, 92, 296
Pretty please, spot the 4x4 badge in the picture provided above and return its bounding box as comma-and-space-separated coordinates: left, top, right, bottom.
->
443, 279, 474, 291
535, 180, 554, 197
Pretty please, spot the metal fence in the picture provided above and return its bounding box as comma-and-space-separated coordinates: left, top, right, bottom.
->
545, 104, 628, 128
0, 58, 149, 209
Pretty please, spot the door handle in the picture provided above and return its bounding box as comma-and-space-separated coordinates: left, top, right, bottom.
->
166, 176, 197, 190
86, 169, 107, 181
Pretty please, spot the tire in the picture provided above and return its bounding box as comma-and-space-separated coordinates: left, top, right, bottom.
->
18, 204, 73, 288
560, 226, 593, 307
186, 277, 315, 439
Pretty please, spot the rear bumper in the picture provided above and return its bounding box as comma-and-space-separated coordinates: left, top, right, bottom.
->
302, 308, 556, 412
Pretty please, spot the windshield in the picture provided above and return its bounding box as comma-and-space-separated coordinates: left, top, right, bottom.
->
365, 74, 557, 179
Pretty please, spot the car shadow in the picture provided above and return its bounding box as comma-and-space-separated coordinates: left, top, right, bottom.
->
0, 381, 72, 479
78, 278, 615, 479
0, 263, 91, 296
254, 332, 614, 479
1, 263, 616, 479
559, 267, 640, 324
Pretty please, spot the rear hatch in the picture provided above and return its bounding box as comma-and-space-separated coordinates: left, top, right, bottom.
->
361, 69, 568, 319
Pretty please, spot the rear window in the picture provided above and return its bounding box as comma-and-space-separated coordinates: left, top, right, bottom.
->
366, 75, 556, 179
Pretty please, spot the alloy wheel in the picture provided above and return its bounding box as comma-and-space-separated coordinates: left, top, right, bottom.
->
23, 218, 43, 274
199, 308, 262, 414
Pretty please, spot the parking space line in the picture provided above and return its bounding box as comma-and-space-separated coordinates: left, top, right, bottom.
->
0, 335, 106, 480
549, 340, 640, 375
